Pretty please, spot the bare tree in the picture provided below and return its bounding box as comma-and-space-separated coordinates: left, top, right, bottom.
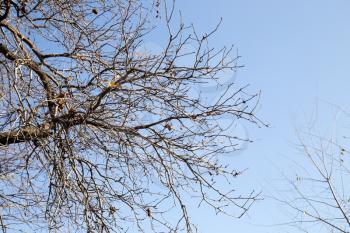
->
0, 0, 262, 232
276, 122, 350, 233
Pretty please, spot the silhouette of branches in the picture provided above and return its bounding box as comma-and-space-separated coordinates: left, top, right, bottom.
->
0, 0, 262, 232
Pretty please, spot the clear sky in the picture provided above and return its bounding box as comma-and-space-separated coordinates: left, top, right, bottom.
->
161, 1, 350, 232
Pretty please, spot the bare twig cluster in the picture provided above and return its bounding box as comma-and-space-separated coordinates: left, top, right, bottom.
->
276, 128, 350, 233
0, 0, 262, 232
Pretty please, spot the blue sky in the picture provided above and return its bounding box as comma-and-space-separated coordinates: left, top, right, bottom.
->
163, 1, 350, 232
3, 1, 350, 232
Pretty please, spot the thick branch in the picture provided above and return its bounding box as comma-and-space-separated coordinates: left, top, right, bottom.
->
0, 43, 56, 117
0, 125, 50, 145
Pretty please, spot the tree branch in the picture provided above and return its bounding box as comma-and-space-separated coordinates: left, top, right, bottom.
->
0, 0, 10, 22
0, 125, 51, 145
